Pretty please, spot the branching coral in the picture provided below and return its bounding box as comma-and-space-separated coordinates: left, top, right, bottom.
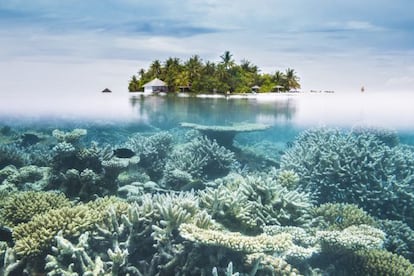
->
1, 165, 51, 191
162, 136, 238, 190
125, 131, 173, 180
379, 219, 414, 262
280, 128, 414, 226
311, 203, 377, 230
199, 172, 313, 233
52, 129, 87, 144
0, 191, 72, 227
0, 144, 29, 169
342, 249, 414, 275
45, 231, 106, 275
316, 225, 385, 253
179, 223, 295, 254
12, 197, 129, 258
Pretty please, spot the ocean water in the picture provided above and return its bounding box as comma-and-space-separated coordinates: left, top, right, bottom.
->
1, 91, 414, 275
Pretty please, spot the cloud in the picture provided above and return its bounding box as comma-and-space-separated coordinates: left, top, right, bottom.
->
0, 0, 414, 94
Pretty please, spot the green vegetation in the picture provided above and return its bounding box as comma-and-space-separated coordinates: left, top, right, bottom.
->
128, 51, 301, 93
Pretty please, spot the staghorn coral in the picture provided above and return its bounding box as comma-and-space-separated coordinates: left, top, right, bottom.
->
276, 169, 300, 190
0, 143, 29, 169
0, 191, 72, 227
125, 131, 173, 180
45, 231, 106, 275
44, 192, 217, 276
245, 253, 302, 276
162, 136, 238, 190
280, 127, 414, 226
312, 203, 377, 230
12, 196, 129, 258
379, 219, 414, 262
199, 172, 313, 233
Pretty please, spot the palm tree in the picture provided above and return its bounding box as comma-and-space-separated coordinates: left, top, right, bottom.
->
240, 59, 258, 74
285, 68, 300, 90
128, 75, 140, 92
163, 57, 182, 91
148, 60, 162, 78
185, 55, 203, 86
220, 51, 235, 70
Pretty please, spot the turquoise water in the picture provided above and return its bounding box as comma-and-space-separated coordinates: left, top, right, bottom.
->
1, 92, 414, 275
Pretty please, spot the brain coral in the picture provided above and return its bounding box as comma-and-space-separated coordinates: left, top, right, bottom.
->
280, 128, 414, 226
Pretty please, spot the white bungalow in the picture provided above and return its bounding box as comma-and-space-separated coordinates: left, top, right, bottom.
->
142, 78, 168, 94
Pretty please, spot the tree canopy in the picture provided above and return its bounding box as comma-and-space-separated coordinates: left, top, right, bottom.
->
128, 51, 301, 93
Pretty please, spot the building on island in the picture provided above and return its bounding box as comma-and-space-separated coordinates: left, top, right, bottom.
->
251, 85, 260, 93
143, 78, 168, 94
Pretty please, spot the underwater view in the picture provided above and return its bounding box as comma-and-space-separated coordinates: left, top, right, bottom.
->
1, 92, 414, 275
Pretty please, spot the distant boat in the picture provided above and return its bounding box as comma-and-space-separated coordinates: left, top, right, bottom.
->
102, 88, 112, 93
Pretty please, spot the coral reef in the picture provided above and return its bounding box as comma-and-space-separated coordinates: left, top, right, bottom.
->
280, 128, 414, 226
2, 124, 414, 275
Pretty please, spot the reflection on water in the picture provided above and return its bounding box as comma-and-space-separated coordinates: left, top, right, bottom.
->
129, 95, 297, 128
1, 91, 414, 132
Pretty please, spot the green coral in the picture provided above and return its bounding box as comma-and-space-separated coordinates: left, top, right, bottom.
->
276, 169, 300, 190
312, 203, 377, 230
344, 249, 414, 275
0, 191, 72, 227
12, 197, 129, 257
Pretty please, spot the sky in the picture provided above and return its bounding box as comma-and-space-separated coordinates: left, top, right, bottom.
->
1, 0, 414, 96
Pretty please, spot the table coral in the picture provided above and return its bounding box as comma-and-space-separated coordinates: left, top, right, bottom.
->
180, 122, 270, 148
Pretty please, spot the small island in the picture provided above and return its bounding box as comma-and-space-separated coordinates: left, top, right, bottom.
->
128, 51, 301, 94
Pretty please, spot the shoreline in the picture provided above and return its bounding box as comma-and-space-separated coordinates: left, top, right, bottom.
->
128, 91, 336, 99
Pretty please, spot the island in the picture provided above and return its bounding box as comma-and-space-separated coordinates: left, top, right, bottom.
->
128, 51, 301, 94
